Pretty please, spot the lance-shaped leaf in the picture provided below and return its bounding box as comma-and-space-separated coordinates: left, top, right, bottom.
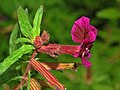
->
16, 38, 32, 44
30, 59, 65, 90
0, 64, 19, 84
18, 7, 33, 39
32, 5, 43, 38
9, 24, 19, 55
0, 45, 34, 76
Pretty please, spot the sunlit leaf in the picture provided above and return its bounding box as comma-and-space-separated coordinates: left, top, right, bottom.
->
18, 7, 33, 39
32, 5, 43, 38
0, 45, 34, 76
16, 38, 32, 44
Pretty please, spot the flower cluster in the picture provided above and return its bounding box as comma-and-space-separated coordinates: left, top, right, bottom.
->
33, 16, 97, 90
37, 16, 97, 68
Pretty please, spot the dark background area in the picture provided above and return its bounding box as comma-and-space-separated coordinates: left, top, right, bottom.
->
0, 0, 120, 90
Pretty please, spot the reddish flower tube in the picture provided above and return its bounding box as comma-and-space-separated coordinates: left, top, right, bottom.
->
30, 59, 65, 90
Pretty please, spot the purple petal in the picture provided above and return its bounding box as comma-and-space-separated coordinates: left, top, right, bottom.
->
87, 30, 96, 42
84, 50, 92, 58
87, 53, 92, 58
71, 16, 90, 43
89, 25, 97, 37
87, 25, 97, 42
71, 16, 97, 43
81, 57, 92, 68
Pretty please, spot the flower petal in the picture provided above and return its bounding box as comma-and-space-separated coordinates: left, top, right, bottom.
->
87, 25, 97, 42
71, 16, 97, 43
84, 50, 92, 58
87, 53, 92, 58
81, 57, 92, 68
87, 30, 96, 42
71, 16, 90, 43
89, 25, 97, 37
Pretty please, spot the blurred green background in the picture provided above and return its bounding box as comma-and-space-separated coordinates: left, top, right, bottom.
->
0, 0, 120, 90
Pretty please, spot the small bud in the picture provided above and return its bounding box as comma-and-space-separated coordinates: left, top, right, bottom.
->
41, 30, 50, 43
34, 36, 42, 48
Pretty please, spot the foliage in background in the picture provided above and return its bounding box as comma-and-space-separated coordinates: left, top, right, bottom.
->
0, 0, 120, 90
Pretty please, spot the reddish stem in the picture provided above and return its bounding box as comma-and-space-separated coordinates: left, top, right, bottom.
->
86, 67, 91, 81
14, 50, 37, 90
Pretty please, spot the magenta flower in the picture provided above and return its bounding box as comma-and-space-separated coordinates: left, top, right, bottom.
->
71, 16, 97, 68
36, 16, 97, 68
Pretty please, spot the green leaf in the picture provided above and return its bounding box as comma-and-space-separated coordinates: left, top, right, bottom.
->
0, 45, 34, 76
16, 38, 32, 44
18, 7, 33, 39
0, 61, 20, 84
96, 7, 120, 20
32, 5, 43, 38
9, 24, 19, 55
